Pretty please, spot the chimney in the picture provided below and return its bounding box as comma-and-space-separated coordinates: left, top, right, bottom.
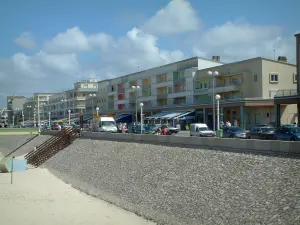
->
212, 56, 220, 61
277, 56, 287, 63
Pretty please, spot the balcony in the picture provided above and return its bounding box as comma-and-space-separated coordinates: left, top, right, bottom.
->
173, 78, 185, 85
129, 97, 137, 103
118, 88, 125, 93
194, 83, 240, 95
75, 87, 97, 92
142, 83, 151, 89
174, 88, 186, 93
275, 89, 298, 97
76, 96, 86, 101
157, 93, 168, 99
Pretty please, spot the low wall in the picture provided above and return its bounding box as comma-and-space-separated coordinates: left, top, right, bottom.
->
0, 128, 39, 135
40, 130, 300, 155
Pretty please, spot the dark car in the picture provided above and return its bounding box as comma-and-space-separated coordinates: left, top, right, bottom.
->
246, 126, 276, 140
275, 126, 300, 141
223, 126, 246, 138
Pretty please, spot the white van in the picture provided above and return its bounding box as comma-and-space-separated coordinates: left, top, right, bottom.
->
92, 117, 118, 133
190, 123, 216, 137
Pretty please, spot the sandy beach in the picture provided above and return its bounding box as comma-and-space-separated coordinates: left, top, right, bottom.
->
0, 168, 156, 225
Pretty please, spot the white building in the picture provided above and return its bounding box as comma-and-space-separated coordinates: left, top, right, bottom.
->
85, 57, 223, 118
44, 78, 98, 120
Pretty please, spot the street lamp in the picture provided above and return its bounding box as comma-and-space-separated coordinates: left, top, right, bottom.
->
68, 110, 71, 125
22, 111, 24, 127
61, 99, 67, 118
140, 102, 144, 134
27, 105, 32, 121
33, 113, 36, 127
132, 85, 140, 123
207, 70, 219, 131
48, 112, 51, 127
96, 107, 99, 116
215, 94, 221, 135
89, 94, 96, 116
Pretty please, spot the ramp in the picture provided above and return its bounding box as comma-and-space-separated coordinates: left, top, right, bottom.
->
25, 127, 80, 167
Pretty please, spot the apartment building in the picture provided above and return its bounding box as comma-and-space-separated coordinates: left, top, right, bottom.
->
7, 96, 26, 124
23, 97, 35, 121
0, 108, 9, 126
83, 56, 296, 129
193, 57, 297, 129
88, 57, 223, 119
44, 78, 98, 120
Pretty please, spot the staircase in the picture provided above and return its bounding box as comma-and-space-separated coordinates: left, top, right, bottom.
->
25, 127, 80, 167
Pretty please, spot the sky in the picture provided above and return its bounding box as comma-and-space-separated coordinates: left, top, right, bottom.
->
0, 0, 299, 107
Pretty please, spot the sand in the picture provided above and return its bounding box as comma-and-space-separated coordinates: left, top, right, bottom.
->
0, 168, 156, 225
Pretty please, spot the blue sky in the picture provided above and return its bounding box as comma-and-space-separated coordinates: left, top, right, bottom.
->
0, 0, 299, 107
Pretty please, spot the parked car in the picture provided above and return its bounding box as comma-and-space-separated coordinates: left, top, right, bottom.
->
275, 126, 300, 141
246, 126, 276, 140
190, 123, 216, 137
223, 126, 246, 138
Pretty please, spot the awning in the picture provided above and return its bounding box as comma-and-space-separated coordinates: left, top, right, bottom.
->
174, 111, 195, 120
145, 112, 170, 120
160, 112, 184, 119
116, 114, 132, 123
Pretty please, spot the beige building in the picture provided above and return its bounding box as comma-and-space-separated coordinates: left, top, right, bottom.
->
44, 78, 98, 120
194, 57, 297, 129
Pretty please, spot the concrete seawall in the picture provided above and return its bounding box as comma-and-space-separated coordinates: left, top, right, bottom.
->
41, 130, 300, 156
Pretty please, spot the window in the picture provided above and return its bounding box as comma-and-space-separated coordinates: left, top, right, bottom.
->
253, 73, 258, 82
294, 73, 297, 83
269, 73, 279, 83
168, 87, 172, 93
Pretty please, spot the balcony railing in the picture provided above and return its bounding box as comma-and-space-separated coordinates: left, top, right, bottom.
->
118, 88, 125, 93
173, 78, 185, 84
173, 88, 186, 93
129, 97, 136, 103
275, 89, 298, 97
142, 83, 151, 89
157, 93, 168, 99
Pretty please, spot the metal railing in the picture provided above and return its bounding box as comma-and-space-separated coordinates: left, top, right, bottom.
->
25, 127, 80, 167
275, 89, 298, 97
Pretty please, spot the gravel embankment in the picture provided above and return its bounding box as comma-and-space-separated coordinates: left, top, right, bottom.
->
0, 135, 36, 156
43, 139, 300, 225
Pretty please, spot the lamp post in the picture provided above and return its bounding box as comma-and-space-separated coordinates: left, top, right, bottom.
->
68, 110, 71, 125
22, 111, 24, 127
207, 70, 219, 131
96, 107, 99, 116
132, 86, 140, 123
12, 115, 15, 127
140, 102, 144, 134
61, 99, 67, 118
48, 112, 51, 127
215, 94, 221, 135
89, 94, 96, 116
33, 113, 36, 127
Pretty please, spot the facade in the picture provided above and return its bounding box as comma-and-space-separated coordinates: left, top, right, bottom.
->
193, 57, 297, 129
84, 56, 296, 129
85, 57, 223, 118
0, 108, 9, 126
44, 78, 98, 120
7, 96, 26, 125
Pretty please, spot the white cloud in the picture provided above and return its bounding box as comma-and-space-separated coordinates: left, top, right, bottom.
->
192, 19, 295, 62
43, 27, 90, 53
142, 0, 201, 36
13, 32, 36, 50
